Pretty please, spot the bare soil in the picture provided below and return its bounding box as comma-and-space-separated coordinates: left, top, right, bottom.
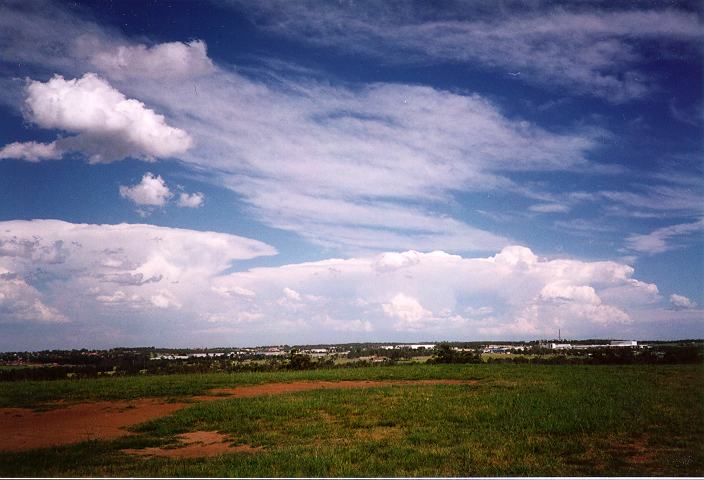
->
122, 431, 261, 459
0, 399, 187, 452
0, 379, 476, 452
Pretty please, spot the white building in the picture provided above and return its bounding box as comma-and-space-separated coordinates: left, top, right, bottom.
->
549, 340, 638, 350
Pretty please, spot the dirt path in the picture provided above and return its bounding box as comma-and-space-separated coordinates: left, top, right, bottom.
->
0, 379, 476, 452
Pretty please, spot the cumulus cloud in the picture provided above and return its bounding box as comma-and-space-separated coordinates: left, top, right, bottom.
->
119, 173, 205, 211
0, 219, 275, 335
9, 73, 193, 163
150, 290, 181, 309
119, 173, 172, 207
89, 40, 214, 79
212, 244, 670, 340
177, 192, 204, 208
670, 293, 696, 310
0, 141, 61, 162
0, 220, 699, 346
540, 282, 602, 305
283, 287, 302, 301
0, 268, 68, 324
382, 293, 433, 331
321, 316, 374, 333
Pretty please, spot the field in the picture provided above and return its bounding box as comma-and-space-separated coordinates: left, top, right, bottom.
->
0, 364, 702, 477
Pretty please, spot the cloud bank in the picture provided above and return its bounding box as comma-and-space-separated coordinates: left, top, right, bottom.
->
1, 220, 699, 349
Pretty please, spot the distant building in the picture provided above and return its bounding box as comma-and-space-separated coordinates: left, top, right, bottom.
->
380, 344, 435, 350
484, 345, 526, 353
548, 340, 638, 350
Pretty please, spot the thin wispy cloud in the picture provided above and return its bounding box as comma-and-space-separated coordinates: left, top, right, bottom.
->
233, 1, 702, 102
626, 218, 704, 254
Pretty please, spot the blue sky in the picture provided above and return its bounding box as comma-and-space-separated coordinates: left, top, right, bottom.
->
0, 0, 701, 350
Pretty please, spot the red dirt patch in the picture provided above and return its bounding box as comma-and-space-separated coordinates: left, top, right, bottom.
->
0, 379, 476, 452
0, 399, 186, 452
122, 431, 262, 459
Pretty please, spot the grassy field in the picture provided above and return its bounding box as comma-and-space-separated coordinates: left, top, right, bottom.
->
1, 363, 702, 476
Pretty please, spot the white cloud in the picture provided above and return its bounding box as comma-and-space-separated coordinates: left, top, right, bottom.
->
18, 73, 192, 163
119, 173, 172, 207
0, 141, 61, 162
321, 316, 374, 333
626, 218, 704, 254
540, 282, 602, 305
382, 293, 433, 331
234, 3, 702, 102
89, 40, 214, 79
212, 285, 256, 298
670, 293, 696, 310
150, 290, 181, 309
0, 268, 68, 324
530, 203, 570, 214
601, 186, 703, 215
120, 174, 205, 211
0, 220, 276, 333
177, 192, 204, 208
130, 71, 596, 252
374, 251, 422, 272
0, 220, 696, 344
0, 6, 622, 253
211, 244, 667, 340
283, 287, 302, 301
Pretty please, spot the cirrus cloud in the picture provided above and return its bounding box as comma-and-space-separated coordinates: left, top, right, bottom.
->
232, 1, 702, 103
89, 40, 214, 79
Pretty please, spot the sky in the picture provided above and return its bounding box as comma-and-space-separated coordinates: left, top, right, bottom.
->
0, 0, 702, 350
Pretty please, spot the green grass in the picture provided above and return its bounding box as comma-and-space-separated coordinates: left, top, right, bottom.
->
1, 364, 702, 476
0, 363, 480, 408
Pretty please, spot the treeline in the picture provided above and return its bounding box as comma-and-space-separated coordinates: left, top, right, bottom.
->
0, 351, 344, 382
1, 344, 701, 382
482, 345, 703, 365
